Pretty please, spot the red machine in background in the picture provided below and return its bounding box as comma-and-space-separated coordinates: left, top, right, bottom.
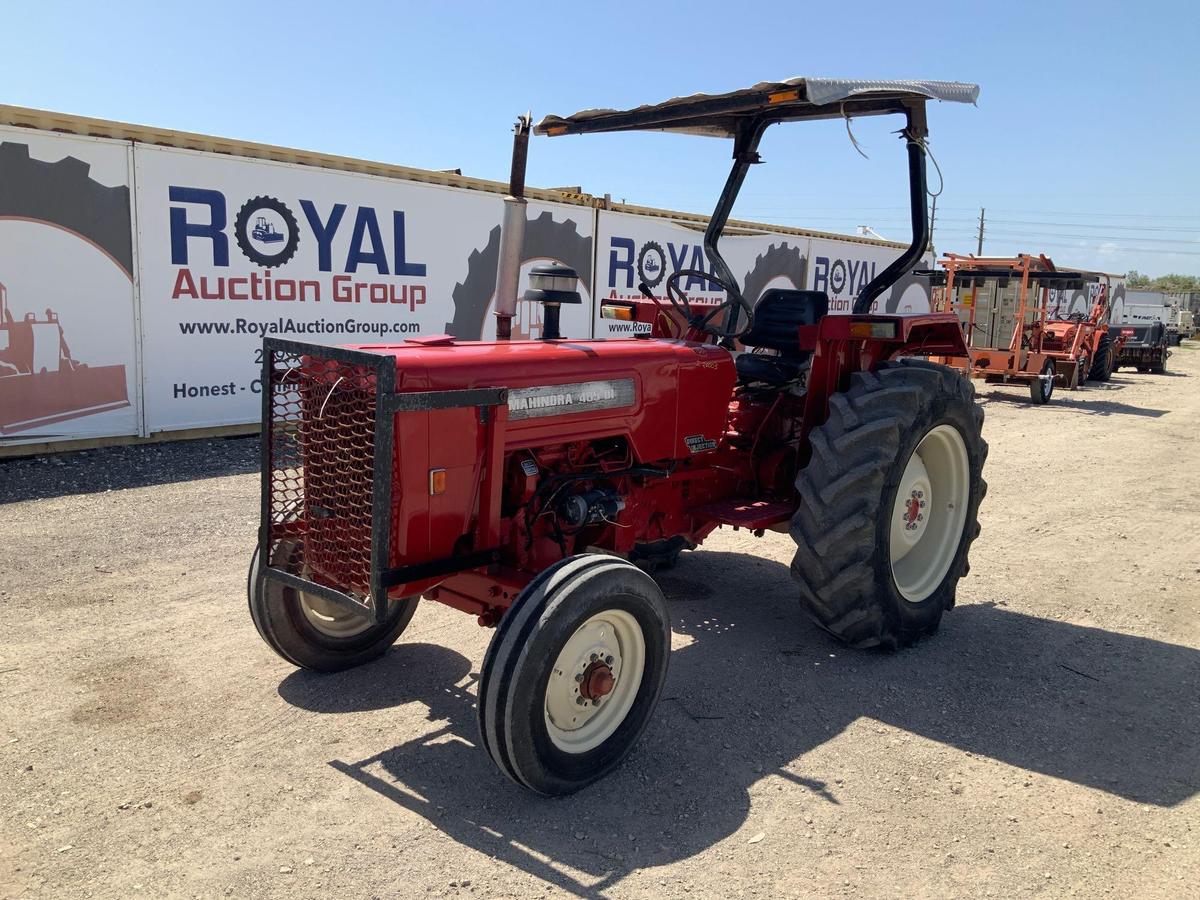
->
249, 78, 989, 795
0, 282, 129, 435
926, 254, 1120, 404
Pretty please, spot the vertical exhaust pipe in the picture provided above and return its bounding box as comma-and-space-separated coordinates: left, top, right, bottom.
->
494, 114, 531, 341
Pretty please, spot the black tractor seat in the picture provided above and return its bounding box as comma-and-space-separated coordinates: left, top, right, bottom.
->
736, 352, 808, 384
735, 288, 828, 385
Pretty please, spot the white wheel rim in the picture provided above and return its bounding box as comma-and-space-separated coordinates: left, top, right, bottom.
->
889, 424, 971, 604
543, 609, 645, 754
298, 590, 374, 638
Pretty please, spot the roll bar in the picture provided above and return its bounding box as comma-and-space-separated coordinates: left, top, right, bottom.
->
700, 101, 931, 332
495, 78, 977, 339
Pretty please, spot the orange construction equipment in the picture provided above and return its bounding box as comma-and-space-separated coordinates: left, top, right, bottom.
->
0, 282, 130, 434
924, 253, 1117, 404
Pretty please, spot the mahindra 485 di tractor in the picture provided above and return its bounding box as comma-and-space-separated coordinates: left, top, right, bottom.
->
249, 77, 988, 795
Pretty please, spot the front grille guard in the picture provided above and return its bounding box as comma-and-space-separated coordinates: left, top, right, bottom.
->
258, 337, 507, 623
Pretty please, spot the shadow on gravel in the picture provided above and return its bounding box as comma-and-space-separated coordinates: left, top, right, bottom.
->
0, 436, 258, 504
280, 552, 1200, 898
980, 392, 1169, 418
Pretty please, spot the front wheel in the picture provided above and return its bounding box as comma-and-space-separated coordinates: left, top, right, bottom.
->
790, 360, 987, 649
477, 555, 670, 795
248, 542, 418, 672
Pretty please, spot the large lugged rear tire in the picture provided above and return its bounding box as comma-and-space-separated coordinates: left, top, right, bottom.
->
477, 555, 670, 796
1088, 332, 1114, 382
248, 542, 418, 672
790, 360, 987, 649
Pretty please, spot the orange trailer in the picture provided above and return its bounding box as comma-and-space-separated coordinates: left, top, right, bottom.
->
924, 254, 1116, 404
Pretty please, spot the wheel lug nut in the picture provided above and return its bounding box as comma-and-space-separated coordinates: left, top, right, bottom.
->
605, 655, 614, 665
590, 653, 598, 661
575, 673, 584, 683
576, 696, 585, 706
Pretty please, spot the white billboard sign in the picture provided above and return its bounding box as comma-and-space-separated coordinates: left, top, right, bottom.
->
2, 120, 943, 450
0, 127, 139, 444
593, 210, 932, 338
593, 210, 812, 337
805, 235, 932, 315
133, 145, 593, 432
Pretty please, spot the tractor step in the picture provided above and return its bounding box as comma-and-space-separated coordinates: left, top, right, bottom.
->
694, 499, 794, 530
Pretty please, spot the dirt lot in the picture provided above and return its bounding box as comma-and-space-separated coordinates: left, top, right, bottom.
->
2, 345, 1198, 899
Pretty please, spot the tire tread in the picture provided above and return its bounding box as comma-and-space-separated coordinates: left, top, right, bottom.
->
790, 359, 987, 649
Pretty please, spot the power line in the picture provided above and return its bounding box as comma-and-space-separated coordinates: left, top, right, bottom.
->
951, 207, 1200, 220
730, 202, 1200, 221
737, 215, 1199, 247
937, 240, 1200, 258
735, 211, 1200, 233
957, 229, 1200, 245
984, 219, 1200, 233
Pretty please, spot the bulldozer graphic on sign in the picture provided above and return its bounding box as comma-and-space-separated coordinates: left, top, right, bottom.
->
251, 215, 286, 244
0, 282, 129, 435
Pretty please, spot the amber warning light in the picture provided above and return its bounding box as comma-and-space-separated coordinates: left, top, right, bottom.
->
429, 468, 447, 495
600, 303, 635, 321
849, 321, 898, 339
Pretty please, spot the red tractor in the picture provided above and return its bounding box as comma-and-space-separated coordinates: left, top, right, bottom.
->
249, 78, 988, 795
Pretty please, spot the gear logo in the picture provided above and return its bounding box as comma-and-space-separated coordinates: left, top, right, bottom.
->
828, 259, 848, 295
637, 240, 667, 289
234, 196, 300, 268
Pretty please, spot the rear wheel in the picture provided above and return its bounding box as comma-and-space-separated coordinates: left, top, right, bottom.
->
1150, 352, 1168, 375
1029, 360, 1056, 404
248, 542, 417, 672
1088, 333, 1114, 382
477, 555, 670, 795
790, 360, 987, 649
1071, 355, 1089, 390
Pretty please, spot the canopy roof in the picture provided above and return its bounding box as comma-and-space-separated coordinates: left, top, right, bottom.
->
535, 77, 979, 138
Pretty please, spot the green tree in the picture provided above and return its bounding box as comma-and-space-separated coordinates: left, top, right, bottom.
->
1124, 270, 1200, 293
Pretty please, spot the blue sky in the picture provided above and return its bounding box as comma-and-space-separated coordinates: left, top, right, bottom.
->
4, 1, 1198, 276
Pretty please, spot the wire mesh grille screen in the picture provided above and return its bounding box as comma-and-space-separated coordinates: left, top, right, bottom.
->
266, 345, 381, 610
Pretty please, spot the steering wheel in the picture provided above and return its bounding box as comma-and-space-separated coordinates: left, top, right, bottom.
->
664, 269, 754, 340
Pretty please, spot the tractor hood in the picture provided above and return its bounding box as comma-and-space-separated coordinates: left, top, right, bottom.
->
536, 77, 980, 138
347, 336, 736, 464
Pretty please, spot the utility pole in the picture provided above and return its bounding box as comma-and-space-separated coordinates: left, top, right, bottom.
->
976, 207, 986, 255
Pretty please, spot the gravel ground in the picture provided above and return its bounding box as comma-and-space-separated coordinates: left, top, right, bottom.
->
2, 345, 1198, 899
